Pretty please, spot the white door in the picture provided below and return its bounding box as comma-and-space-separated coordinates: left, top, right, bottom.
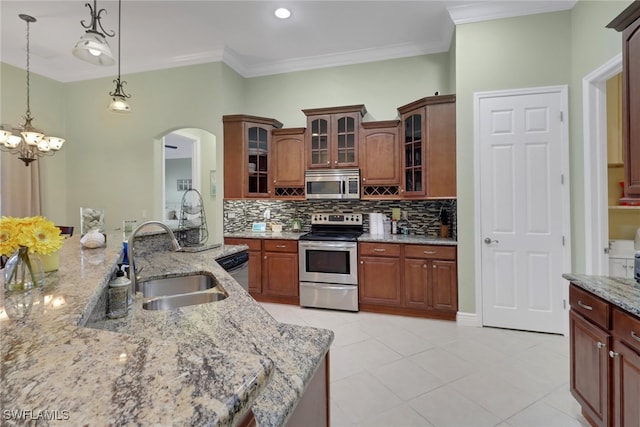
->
477, 87, 569, 334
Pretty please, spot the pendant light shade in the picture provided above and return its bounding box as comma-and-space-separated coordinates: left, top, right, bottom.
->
72, 31, 115, 66
108, 0, 132, 113
72, 0, 116, 66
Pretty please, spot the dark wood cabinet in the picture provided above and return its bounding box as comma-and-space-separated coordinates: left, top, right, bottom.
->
570, 309, 611, 427
569, 283, 640, 427
262, 239, 299, 302
359, 120, 402, 199
271, 128, 306, 199
398, 95, 456, 199
608, 2, 640, 202
303, 105, 366, 169
358, 243, 402, 306
224, 238, 298, 303
403, 244, 457, 313
223, 115, 282, 199
358, 242, 457, 320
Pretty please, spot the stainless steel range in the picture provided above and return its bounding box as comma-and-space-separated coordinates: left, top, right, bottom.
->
299, 212, 363, 312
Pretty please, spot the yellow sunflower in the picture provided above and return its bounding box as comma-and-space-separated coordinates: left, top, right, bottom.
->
0, 216, 21, 256
0, 216, 64, 256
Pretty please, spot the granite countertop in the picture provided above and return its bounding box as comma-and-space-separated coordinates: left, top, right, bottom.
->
1, 235, 333, 426
563, 273, 640, 317
225, 231, 457, 246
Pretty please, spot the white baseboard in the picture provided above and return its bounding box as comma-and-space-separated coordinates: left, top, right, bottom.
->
456, 311, 482, 327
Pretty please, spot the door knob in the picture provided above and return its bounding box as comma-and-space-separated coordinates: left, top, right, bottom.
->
484, 238, 499, 245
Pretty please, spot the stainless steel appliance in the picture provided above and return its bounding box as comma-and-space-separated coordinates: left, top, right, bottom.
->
305, 169, 360, 200
217, 251, 250, 292
299, 212, 363, 311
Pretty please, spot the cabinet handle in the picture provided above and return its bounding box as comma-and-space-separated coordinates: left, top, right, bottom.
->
596, 342, 606, 349
373, 248, 386, 252
423, 251, 436, 255
577, 300, 593, 311
631, 331, 640, 343
276, 245, 287, 248
609, 350, 619, 358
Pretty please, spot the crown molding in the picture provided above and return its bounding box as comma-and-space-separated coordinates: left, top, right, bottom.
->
447, 0, 577, 25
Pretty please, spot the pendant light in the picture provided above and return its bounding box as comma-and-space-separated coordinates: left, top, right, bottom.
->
108, 0, 131, 113
0, 14, 65, 166
72, 0, 116, 66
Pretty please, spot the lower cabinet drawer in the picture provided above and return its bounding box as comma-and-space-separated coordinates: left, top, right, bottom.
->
569, 285, 610, 330
224, 237, 261, 251
404, 244, 456, 260
263, 239, 297, 253
359, 242, 400, 257
613, 307, 640, 354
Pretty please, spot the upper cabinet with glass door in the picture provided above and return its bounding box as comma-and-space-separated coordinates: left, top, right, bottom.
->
303, 105, 366, 169
398, 95, 456, 199
223, 115, 283, 199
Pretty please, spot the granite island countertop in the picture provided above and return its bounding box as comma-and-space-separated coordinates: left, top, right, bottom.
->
1, 234, 333, 426
563, 273, 640, 317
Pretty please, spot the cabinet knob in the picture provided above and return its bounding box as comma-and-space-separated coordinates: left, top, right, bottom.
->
423, 264, 427, 269
360, 260, 363, 264
327, 161, 330, 165
264, 256, 267, 260
334, 160, 337, 164
433, 264, 436, 269
609, 350, 619, 358
596, 342, 606, 349
363, 177, 366, 181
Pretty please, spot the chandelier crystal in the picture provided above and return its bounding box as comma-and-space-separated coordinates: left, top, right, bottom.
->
0, 14, 65, 166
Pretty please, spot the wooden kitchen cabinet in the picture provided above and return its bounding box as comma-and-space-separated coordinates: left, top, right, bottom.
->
223, 115, 283, 199
570, 309, 611, 427
404, 244, 457, 314
397, 95, 456, 199
358, 242, 402, 306
608, 3, 640, 202
359, 120, 402, 199
568, 283, 640, 427
262, 239, 299, 303
611, 307, 640, 427
303, 105, 366, 169
224, 238, 263, 294
358, 242, 458, 320
271, 127, 306, 199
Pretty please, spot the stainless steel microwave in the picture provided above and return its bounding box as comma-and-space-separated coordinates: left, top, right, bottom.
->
305, 169, 360, 200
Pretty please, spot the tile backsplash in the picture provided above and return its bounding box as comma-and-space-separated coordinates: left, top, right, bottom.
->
223, 199, 457, 239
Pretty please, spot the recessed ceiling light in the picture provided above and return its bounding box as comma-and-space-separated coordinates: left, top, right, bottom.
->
275, 8, 291, 19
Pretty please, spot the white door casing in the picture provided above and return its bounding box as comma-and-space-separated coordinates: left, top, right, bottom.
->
474, 86, 571, 334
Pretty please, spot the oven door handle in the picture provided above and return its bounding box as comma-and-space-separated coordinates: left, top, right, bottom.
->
299, 242, 357, 250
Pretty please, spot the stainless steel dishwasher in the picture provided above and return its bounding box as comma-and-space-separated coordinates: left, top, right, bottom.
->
217, 251, 249, 291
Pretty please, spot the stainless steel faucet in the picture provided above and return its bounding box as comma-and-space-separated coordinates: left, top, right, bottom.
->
127, 220, 181, 298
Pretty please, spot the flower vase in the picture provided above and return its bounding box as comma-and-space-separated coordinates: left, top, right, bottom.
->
40, 251, 59, 272
4, 246, 45, 291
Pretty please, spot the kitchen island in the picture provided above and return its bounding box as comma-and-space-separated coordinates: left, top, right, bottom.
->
0, 234, 333, 426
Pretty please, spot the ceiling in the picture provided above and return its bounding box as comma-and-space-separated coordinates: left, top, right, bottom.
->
0, 1, 577, 83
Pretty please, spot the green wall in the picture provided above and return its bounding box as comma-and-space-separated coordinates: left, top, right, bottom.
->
454, 1, 631, 314
1, 0, 634, 319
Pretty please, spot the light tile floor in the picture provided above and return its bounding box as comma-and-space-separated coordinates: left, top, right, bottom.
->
260, 303, 591, 427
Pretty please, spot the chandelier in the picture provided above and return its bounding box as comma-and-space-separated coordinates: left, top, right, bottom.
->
0, 14, 65, 167
108, 0, 131, 113
72, 0, 116, 66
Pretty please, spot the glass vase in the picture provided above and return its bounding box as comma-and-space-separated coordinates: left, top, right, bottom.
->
4, 246, 45, 291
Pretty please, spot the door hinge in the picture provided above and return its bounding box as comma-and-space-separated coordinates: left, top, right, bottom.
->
560, 111, 564, 122
561, 174, 564, 185
562, 236, 565, 246
604, 247, 610, 254
563, 299, 567, 310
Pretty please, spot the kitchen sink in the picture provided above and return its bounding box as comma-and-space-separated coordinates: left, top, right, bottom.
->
137, 274, 217, 298
143, 290, 227, 311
